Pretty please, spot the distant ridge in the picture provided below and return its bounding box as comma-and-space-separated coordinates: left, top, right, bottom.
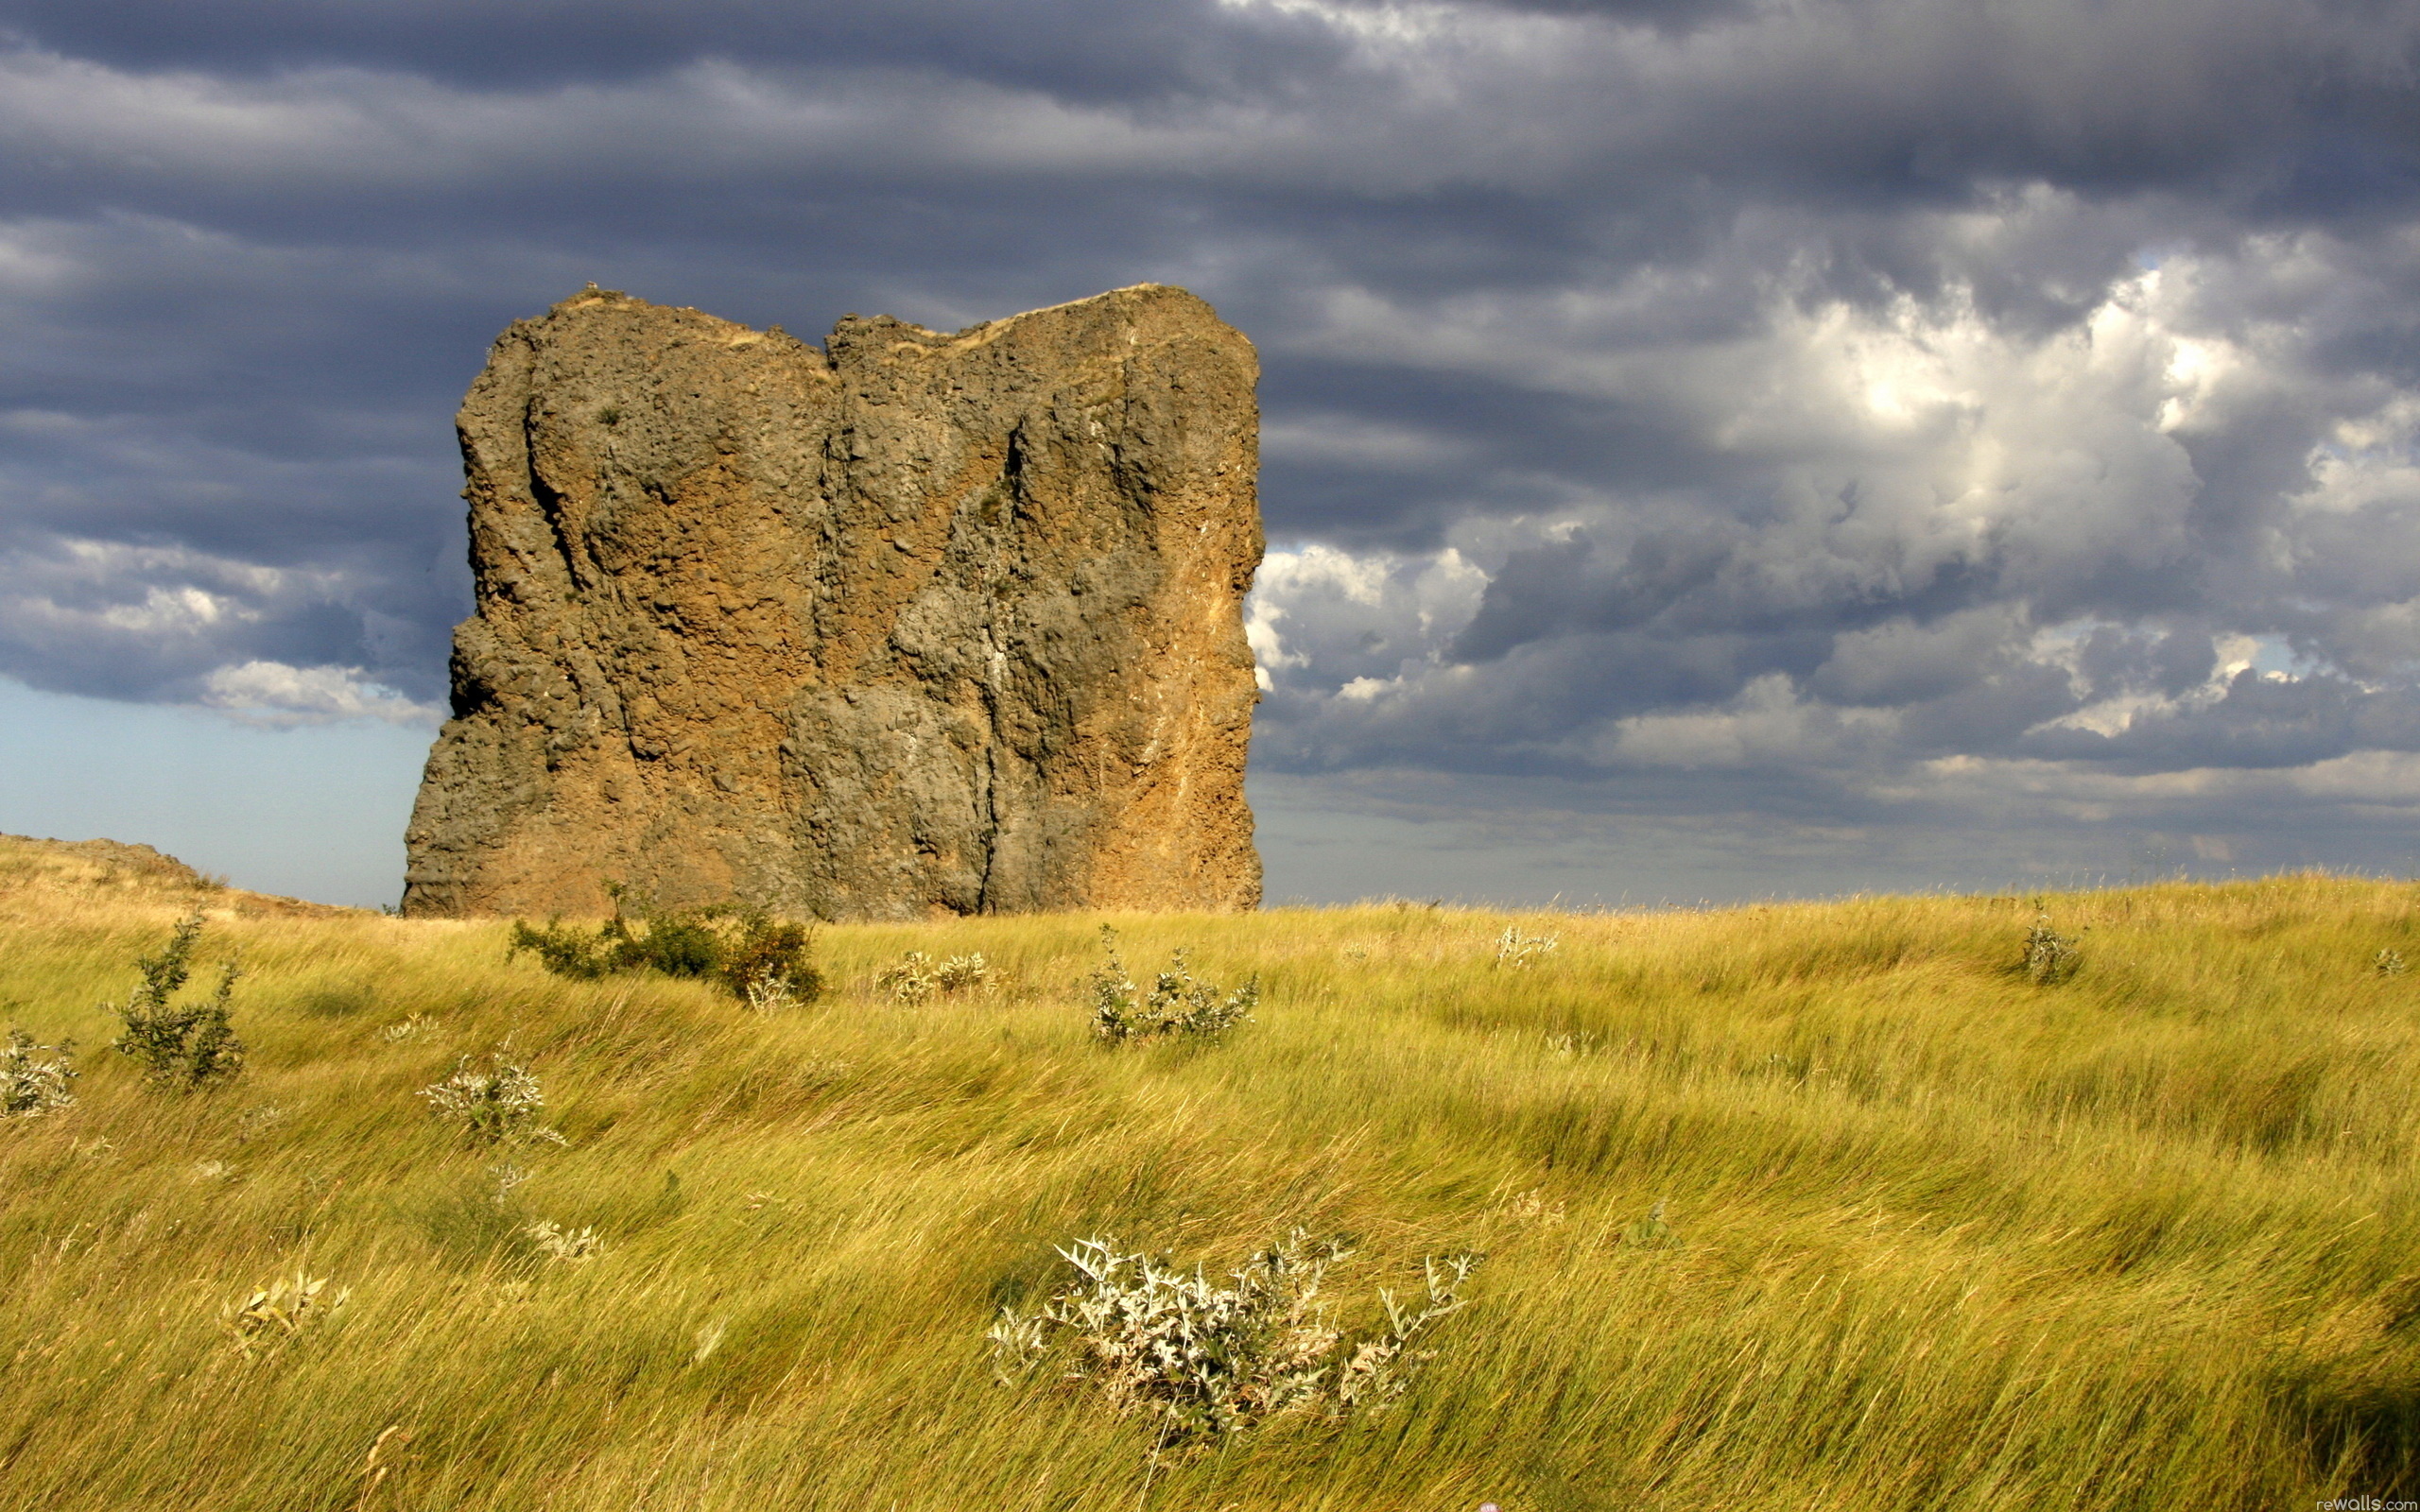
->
0, 833, 363, 918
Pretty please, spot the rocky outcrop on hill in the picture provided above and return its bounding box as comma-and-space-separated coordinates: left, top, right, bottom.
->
402, 284, 1264, 919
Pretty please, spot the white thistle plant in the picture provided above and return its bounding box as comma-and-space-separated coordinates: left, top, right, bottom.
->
988, 1228, 1477, 1443
419, 1046, 565, 1146
0, 1029, 78, 1119
876, 951, 993, 1005
1494, 926, 1559, 969
525, 1220, 600, 1263
225, 1269, 349, 1358
1088, 929, 1256, 1043
742, 975, 795, 1013
2023, 912, 2083, 985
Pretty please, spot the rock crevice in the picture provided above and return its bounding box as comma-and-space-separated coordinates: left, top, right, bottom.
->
403, 284, 1262, 919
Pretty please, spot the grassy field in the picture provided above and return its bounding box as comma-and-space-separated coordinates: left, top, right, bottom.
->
4, 835, 2420, 1509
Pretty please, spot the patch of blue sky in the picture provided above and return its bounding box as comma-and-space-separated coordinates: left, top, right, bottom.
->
0, 677, 427, 908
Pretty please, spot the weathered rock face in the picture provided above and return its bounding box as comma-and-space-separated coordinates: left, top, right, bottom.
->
402, 284, 1263, 919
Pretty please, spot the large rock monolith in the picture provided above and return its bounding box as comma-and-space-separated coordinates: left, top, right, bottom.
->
402, 284, 1263, 919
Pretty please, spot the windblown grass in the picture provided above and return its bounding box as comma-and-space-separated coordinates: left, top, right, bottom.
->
3, 841, 2418, 1508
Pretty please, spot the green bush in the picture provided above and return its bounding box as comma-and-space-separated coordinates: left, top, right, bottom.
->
721, 919, 821, 1004
623, 915, 721, 978
108, 913, 246, 1091
510, 904, 821, 1004
507, 919, 613, 980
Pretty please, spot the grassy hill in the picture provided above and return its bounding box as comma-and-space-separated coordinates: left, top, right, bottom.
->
3, 833, 2417, 1509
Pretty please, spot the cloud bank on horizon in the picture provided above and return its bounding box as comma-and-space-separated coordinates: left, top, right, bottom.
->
4, 0, 2420, 897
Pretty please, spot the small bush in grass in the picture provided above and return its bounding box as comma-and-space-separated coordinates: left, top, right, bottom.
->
2377, 948, 2408, 976
876, 954, 938, 1003
507, 919, 613, 980
936, 953, 990, 993
420, 1046, 564, 1146
876, 950, 992, 1004
108, 912, 246, 1091
721, 918, 821, 1004
525, 1219, 600, 1263
2022, 911, 2083, 985
508, 913, 713, 979
224, 1270, 349, 1359
488, 1162, 532, 1206
1089, 928, 1256, 1043
1494, 926, 1559, 969
1620, 1199, 1681, 1250
988, 1228, 1478, 1444
740, 976, 794, 1013
510, 906, 821, 1004
0, 1029, 77, 1118
627, 913, 722, 977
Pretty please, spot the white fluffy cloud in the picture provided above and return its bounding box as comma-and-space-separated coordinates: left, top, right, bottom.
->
1246, 211, 2420, 885
200, 659, 441, 726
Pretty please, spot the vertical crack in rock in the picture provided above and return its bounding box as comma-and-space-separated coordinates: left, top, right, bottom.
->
403, 284, 1263, 919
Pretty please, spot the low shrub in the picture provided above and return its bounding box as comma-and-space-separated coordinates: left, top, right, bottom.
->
1495, 926, 1559, 968
1621, 1199, 1682, 1249
507, 913, 707, 979
988, 1228, 1478, 1444
420, 1046, 565, 1146
720, 918, 821, 1004
108, 913, 246, 1091
2023, 911, 2083, 985
224, 1270, 349, 1359
510, 906, 821, 1004
875, 950, 992, 1004
1089, 929, 1256, 1043
506, 919, 613, 980
0, 1029, 77, 1118
526, 1219, 601, 1263
625, 914, 721, 977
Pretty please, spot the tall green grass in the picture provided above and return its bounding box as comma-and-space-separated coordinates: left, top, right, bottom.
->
4, 852, 2419, 1508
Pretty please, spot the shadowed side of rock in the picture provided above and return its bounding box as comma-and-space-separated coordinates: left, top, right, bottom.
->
402, 284, 1263, 919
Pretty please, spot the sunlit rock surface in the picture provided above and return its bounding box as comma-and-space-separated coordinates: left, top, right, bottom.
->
404, 284, 1263, 919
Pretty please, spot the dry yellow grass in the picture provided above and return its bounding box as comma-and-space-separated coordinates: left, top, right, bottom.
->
2, 835, 2417, 1508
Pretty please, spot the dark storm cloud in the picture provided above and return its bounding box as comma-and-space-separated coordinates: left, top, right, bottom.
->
0, 0, 1344, 98
2, 0, 2419, 870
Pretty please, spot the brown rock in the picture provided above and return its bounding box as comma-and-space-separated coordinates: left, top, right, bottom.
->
402, 284, 1264, 919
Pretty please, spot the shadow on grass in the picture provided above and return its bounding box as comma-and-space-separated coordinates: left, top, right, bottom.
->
2277, 1369, 2420, 1498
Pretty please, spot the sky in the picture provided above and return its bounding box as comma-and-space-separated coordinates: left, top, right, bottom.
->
3, 0, 2420, 908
